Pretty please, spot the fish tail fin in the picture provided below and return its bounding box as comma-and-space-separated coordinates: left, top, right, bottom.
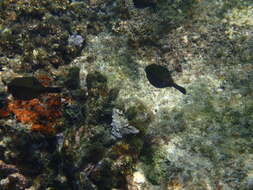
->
45, 87, 62, 93
173, 84, 186, 94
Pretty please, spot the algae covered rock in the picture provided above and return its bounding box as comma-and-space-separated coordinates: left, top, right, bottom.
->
111, 108, 139, 140
0, 0, 87, 69
63, 67, 81, 90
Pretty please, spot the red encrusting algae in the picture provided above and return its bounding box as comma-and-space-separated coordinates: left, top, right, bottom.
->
7, 94, 62, 134
2, 75, 63, 134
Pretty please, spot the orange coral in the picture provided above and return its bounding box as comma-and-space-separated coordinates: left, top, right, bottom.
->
31, 124, 55, 134
7, 93, 62, 134
14, 109, 38, 124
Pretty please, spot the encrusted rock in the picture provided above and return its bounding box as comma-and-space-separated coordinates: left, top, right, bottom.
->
0, 173, 28, 190
0, 160, 19, 176
111, 108, 139, 139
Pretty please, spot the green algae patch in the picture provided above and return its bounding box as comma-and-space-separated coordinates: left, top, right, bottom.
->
140, 139, 168, 185
126, 101, 154, 136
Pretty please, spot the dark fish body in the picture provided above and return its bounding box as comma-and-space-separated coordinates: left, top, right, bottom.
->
133, 0, 156, 9
145, 64, 186, 94
7, 77, 61, 100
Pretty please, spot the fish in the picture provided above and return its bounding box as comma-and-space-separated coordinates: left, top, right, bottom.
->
145, 64, 186, 94
7, 77, 61, 100
133, 0, 156, 9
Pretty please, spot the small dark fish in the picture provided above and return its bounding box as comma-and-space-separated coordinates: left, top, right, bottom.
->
145, 64, 186, 94
133, 0, 156, 9
7, 77, 61, 100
